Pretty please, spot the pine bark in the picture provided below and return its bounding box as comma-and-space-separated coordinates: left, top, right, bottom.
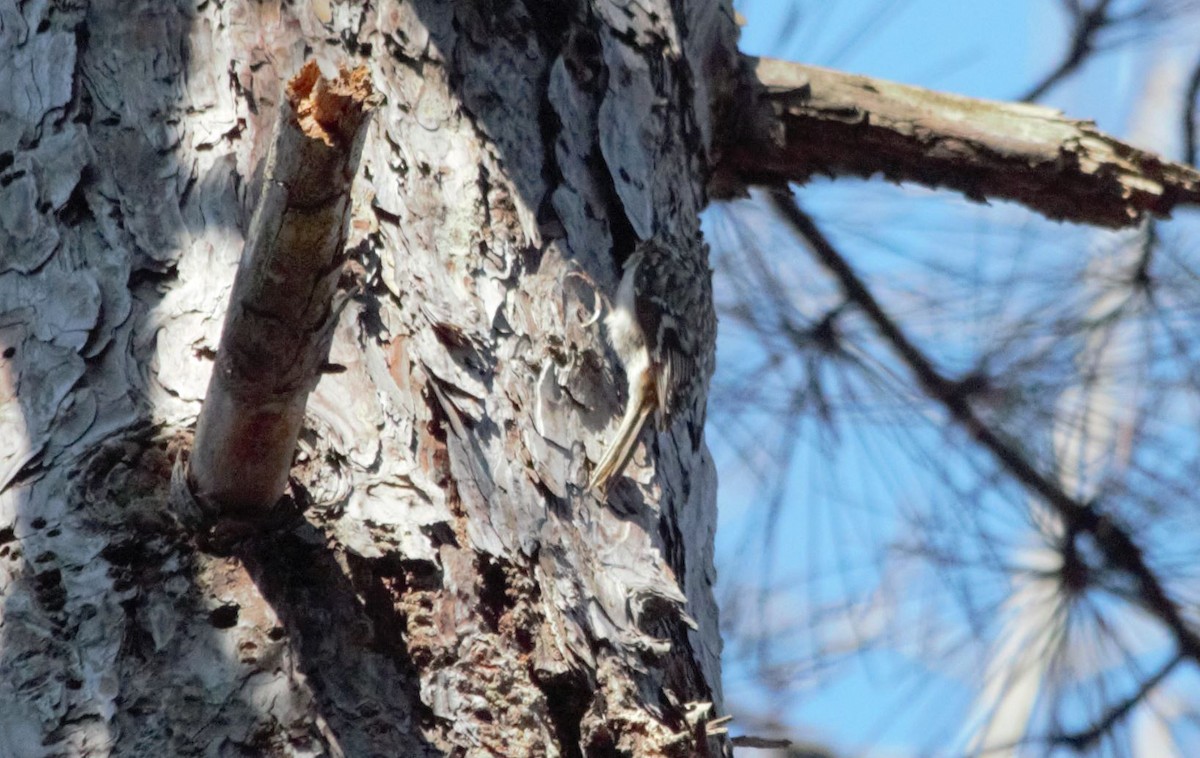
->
0, 1, 737, 756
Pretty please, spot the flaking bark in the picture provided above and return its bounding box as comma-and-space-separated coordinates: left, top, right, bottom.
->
9, 2, 1195, 756
0, 2, 736, 756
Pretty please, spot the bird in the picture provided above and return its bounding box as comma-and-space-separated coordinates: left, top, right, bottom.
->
588, 236, 716, 492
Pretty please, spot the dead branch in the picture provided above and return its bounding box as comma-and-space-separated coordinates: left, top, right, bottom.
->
722, 59, 1200, 229
188, 62, 374, 515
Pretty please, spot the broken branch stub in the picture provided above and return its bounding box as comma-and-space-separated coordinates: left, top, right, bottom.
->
188, 61, 374, 516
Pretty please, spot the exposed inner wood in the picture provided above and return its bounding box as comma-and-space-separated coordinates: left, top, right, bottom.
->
289, 61, 375, 147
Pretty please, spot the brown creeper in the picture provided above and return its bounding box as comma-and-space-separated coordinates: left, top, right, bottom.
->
589, 237, 717, 492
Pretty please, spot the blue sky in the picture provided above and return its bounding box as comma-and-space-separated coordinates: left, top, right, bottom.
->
710, 2, 1200, 755
736, 0, 1040, 99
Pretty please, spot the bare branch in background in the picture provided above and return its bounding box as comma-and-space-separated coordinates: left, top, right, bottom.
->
723, 59, 1200, 228
1052, 652, 1184, 750
1185, 55, 1200, 166
1022, 0, 1117, 102
715, 3, 1200, 754
1025, 0, 1200, 102
766, 188, 1200, 671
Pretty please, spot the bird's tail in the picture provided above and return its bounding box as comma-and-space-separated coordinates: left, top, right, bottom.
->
588, 399, 654, 493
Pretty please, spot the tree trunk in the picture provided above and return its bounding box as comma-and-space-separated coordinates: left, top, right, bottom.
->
0, 1, 738, 756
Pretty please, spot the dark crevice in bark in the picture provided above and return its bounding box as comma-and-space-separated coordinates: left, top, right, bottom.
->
538, 477, 573, 520
548, 10, 638, 265
526, 0, 574, 52
537, 83, 569, 222
208, 603, 239, 628
430, 322, 496, 380
346, 551, 443, 675
531, 0, 574, 215
656, 499, 687, 585
589, 127, 639, 262
57, 169, 95, 226
477, 553, 511, 633
537, 667, 591, 758
383, 31, 428, 76
32, 567, 66, 614
670, 53, 707, 195
126, 262, 179, 294
583, 726, 629, 758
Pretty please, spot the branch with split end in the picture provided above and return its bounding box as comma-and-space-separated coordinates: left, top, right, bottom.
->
188, 61, 375, 517
720, 58, 1200, 229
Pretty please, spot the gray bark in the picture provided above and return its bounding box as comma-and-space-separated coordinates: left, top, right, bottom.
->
0, 1, 738, 756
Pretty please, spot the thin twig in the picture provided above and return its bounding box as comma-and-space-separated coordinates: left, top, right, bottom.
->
1053, 650, 1183, 750
1184, 55, 1200, 167
1021, 0, 1115, 102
